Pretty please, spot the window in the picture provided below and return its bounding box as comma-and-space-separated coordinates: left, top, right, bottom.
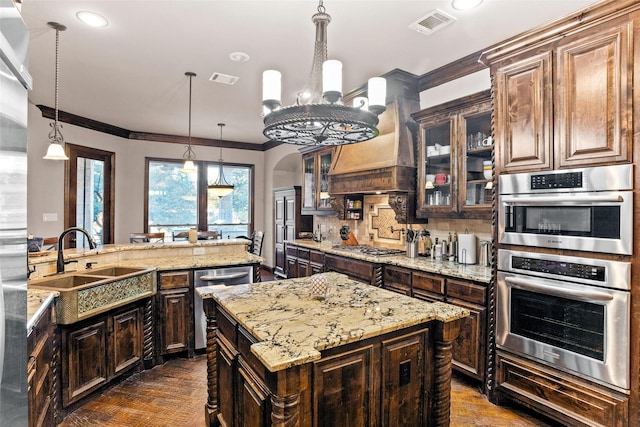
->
146, 158, 253, 240
65, 144, 115, 247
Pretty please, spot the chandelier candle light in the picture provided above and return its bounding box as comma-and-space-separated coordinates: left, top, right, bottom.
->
207, 123, 234, 198
182, 72, 197, 172
262, 0, 386, 145
43, 22, 69, 160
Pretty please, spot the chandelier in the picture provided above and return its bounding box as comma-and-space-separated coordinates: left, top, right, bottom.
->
43, 22, 69, 160
262, 0, 386, 146
207, 123, 235, 198
182, 72, 197, 172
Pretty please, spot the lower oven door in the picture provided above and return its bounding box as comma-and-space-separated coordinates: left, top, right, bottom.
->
496, 271, 630, 391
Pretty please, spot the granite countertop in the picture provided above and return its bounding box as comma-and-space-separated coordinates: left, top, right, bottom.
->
197, 272, 469, 372
27, 239, 253, 266
27, 289, 58, 333
289, 239, 492, 283
113, 253, 262, 271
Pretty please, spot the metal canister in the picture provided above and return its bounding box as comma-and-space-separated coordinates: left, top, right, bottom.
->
479, 240, 491, 266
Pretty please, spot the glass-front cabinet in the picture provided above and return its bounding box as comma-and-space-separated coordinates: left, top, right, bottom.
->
422, 120, 455, 214
413, 90, 492, 219
301, 147, 334, 215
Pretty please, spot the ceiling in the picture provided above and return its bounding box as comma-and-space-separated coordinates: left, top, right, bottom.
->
20, 0, 598, 146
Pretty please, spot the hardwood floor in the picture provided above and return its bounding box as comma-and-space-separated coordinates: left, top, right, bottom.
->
59, 354, 558, 427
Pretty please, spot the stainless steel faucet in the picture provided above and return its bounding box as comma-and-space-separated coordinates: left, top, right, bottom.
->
56, 227, 97, 274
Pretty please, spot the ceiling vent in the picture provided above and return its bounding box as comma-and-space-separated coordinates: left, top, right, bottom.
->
209, 72, 239, 85
409, 9, 456, 35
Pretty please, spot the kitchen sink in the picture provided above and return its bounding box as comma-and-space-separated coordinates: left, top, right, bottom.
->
83, 266, 149, 277
30, 274, 105, 289
29, 266, 156, 324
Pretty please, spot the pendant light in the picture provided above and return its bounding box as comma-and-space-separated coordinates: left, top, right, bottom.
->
207, 123, 234, 198
43, 22, 70, 160
261, 0, 386, 146
182, 72, 197, 172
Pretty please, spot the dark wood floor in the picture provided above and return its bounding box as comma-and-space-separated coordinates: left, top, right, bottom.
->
59, 354, 558, 426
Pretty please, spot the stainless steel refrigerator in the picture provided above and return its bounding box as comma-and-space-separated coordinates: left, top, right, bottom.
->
0, 1, 32, 425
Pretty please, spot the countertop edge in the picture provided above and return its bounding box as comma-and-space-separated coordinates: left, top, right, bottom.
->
289, 239, 492, 283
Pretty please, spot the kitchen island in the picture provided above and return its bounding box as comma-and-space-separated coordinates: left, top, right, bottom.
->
197, 272, 468, 426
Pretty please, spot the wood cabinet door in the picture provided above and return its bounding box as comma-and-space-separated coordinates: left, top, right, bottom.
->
555, 20, 632, 167
158, 288, 190, 355
110, 306, 143, 378
381, 330, 429, 427
314, 346, 376, 427
286, 256, 298, 278
298, 259, 311, 278
495, 51, 553, 172
63, 319, 108, 407
217, 336, 237, 427
324, 254, 381, 287
237, 360, 270, 427
383, 265, 412, 296
447, 297, 486, 382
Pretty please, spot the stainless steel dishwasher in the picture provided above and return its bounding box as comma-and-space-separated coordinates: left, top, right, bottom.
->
194, 266, 253, 350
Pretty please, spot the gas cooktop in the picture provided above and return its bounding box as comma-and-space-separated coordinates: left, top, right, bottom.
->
332, 244, 405, 256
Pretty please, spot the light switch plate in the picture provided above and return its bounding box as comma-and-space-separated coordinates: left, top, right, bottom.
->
42, 213, 57, 222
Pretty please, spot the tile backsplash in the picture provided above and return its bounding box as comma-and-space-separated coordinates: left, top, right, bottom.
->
314, 194, 491, 249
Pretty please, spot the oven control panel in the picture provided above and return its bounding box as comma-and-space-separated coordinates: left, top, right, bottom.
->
512, 256, 605, 282
530, 171, 582, 190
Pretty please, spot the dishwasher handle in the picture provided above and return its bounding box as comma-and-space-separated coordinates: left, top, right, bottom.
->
198, 272, 250, 282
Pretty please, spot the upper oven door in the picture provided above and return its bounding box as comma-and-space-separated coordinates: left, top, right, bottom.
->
498, 190, 632, 255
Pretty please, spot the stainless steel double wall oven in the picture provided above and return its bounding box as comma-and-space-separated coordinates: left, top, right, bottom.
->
497, 164, 633, 392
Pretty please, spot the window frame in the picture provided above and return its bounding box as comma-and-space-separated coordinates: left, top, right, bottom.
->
64, 143, 115, 247
144, 157, 255, 236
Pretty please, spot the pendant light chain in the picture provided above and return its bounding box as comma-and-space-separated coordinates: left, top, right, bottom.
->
182, 72, 197, 169
54, 26, 60, 127
48, 22, 67, 145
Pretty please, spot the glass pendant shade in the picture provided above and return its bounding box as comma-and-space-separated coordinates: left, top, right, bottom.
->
262, 70, 282, 110
182, 159, 196, 172
44, 141, 68, 160
367, 77, 387, 114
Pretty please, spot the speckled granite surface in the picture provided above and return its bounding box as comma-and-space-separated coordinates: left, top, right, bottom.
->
27, 289, 58, 332
289, 239, 492, 283
197, 272, 469, 372
27, 239, 261, 279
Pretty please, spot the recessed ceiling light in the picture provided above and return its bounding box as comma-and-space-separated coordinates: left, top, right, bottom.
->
451, 0, 484, 10
76, 11, 108, 28
229, 52, 250, 62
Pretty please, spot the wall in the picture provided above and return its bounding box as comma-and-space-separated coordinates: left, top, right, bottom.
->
419, 69, 491, 109
27, 103, 268, 246
314, 194, 491, 254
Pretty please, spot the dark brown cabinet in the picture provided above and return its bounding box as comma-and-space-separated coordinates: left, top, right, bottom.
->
284, 243, 324, 278
383, 266, 487, 382
382, 265, 412, 296
27, 302, 56, 427
61, 302, 143, 408
156, 271, 193, 359
274, 186, 312, 278
413, 91, 493, 219
491, 17, 633, 172
446, 278, 487, 382
324, 253, 382, 287
301, 147, 334, 215
209, 302, 435, 427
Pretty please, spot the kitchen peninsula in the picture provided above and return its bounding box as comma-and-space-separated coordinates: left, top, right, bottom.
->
198, 272, 468, 426
26, 239, 263, 423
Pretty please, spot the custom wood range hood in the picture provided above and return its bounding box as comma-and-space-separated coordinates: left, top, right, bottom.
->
328, 70, 422, 223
